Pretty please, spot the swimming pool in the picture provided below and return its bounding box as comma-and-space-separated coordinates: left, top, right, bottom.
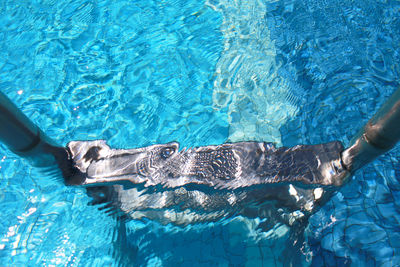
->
0, 0, 399, 266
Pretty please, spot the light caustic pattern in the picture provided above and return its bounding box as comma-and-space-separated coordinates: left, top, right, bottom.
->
0, 0, 400, 266
208, 0, 301, 146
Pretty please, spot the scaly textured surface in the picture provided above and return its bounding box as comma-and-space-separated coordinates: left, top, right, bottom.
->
68, 140, 346, 189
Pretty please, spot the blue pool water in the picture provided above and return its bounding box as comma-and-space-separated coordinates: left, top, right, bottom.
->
0, 0, 399, 266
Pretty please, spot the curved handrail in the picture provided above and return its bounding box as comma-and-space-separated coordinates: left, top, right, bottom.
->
0, 87, 399, 187
0, 92, 76, 181
0, 92, 46, 154
342, 87, 400, 172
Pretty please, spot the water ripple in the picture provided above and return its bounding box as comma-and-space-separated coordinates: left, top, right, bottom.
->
208, 0, 301, 145
0, 0, 399, 266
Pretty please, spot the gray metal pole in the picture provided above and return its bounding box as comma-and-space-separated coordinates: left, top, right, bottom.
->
342, 87, 400, 172
0, 92, 48, 153
0, 91, 69, 169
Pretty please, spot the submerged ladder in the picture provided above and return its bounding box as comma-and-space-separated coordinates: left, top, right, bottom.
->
0, 87, 399, 187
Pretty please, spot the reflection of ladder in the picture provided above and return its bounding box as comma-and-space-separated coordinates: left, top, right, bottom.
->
0, 88, 399, 186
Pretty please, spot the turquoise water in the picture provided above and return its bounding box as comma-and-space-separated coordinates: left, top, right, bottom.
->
0, 0, 399, 266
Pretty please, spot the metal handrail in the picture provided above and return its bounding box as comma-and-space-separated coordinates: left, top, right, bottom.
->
0, 87, 399, 186
342, 87, 400, 172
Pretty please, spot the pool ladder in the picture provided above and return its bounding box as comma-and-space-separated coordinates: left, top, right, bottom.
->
0, 88, 399, 185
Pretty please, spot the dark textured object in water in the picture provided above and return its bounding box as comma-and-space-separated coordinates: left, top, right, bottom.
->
64, 139, 346, 225
67, 140, 348, 188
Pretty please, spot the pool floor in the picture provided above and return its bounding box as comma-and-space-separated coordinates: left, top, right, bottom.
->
0, 0, 400, 266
